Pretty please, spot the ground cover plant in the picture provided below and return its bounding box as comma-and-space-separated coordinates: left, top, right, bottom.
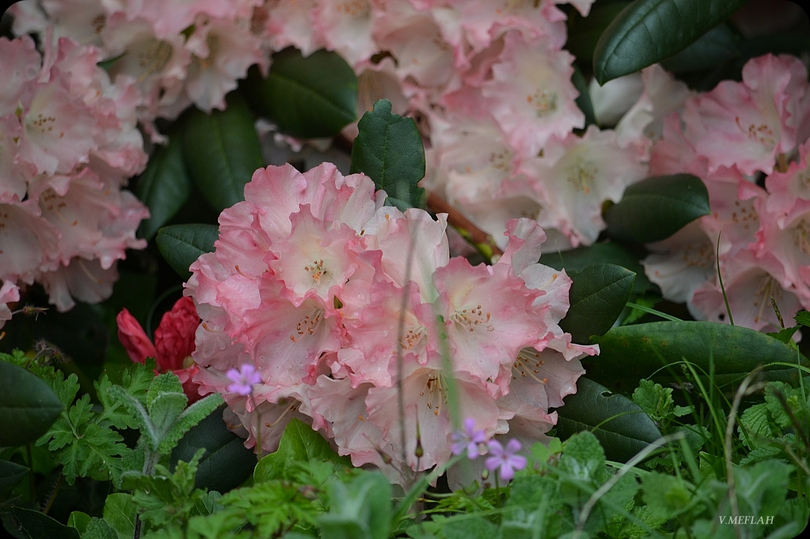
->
1, 0, 810, 537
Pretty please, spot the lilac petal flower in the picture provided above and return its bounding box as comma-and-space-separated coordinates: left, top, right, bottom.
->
451, 417, 487, 460
226, 363, 261, 396
484, 439, 527, 482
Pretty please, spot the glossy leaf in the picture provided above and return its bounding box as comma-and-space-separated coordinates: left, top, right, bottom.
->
593, 0, 749, 83
0, 460, 28, 494
242, 48, 357, 138
540, 240, 656, 296
11, 507, 80, 539
254, 418, 351, 483
181, 91, 263, 212
156, 224, 218, 280
0, 362, 62, 447
660, 23, 742, 74
565, 1, 632, 65
135, 126, 191, 240
559, 263, 636, 344
350, 99, 426, 210
588, 321, 809, 387
604, 174, 710, 243
555, 378, 662, 463
571, 65, 596, 128
171, 405, 257, 492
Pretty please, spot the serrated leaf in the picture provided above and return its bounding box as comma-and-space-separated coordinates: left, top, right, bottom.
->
660, 23, 742, 73
147, 373, 185, 408
587, 321, 809, 387
135, 127, 191, 240
170, 404, 255, 492
555, 378, 663, 463
158, 393, 225, 455
559, 263, 635, 344
11, 507, 80, 539
242, 48, 357, 138
108, 386, 159, 451
350, 99, 426, 210
156, 224, 218, 280
604, 174, 710, 243
320, 472, 392, 539
82, 518, 118, 539
0, 362, 63, 447
149, 392, 189, 442
0, 460, 29, 494
254, 418, 350, 483
181, 91, 263, 212
795, 310, 810, 327
66, 512, 91, 534
593, 0, 749, 83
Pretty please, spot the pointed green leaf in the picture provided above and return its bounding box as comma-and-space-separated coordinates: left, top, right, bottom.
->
0, 362, 62, 447
350, 99, 426, 210
660, 23, 742, 74
254, 418, 350, 483
593, 0, 749, 83
0, 460, 28, 494
242, 48, 357, 138
135, 127, 191, 240
587, 321, 809, 387
102, 493, 138, 539
559, 263, 636, 343
565, 1, 633, 65
181, 91, 263, 211
108, 386, 159, 451
604, 174, 710, 243
555, 377, 663, 463
159, 393, 224, 455
11, 507, 80, 539
171, 404, 257, 492
156, 224, 218, 280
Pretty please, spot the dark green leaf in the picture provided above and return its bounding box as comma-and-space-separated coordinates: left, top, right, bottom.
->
242, 48, 357, 138
350, 99, 426, 210
540, 240, 656, 296
604, 174, 710, 243
171, 404, 257, 492
660, 23, 742, 73
593, 0, 749, 83
587, 321, 809, 387
565, 1, 633, 65
571, 65, 596, 128
159, 393, 225, 455
0, 460, 28, 494
135, 127, 191, 240
559, 263, 635, 343
181, 91, 263, 212
11, 507, 80, 539
555, 378, 663, 463
156, 224, 218, 280
795, 310, 810, 328
254, 418, 350, 483
0, 362, 62, 447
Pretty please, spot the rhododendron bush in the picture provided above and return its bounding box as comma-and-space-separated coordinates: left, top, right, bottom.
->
2, 0, 810, 538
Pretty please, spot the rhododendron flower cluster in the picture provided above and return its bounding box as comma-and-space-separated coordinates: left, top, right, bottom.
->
0, 34, 149, 325
643, 54, 810, 333
187, 162, 596, 484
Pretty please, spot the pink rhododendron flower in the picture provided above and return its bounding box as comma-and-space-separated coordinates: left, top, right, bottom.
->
189, 162, 593, 486
117, 297, 202, 402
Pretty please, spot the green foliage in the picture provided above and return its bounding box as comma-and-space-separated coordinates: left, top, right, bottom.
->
156, 224, 219, 280
556, 377, 663, 463
241, 48, 358, 139
593, 0, 749, 83
10, 506, 81, 539
180, 92, 264, 212
603, 174, 710, 244
0, 360, 63, 447
253, 418, 351, 483
350, 99, 426, 210
632, 379, 693, 432
588, 321, 809, 388
135, 125, 192, 240
559, 262, 636, 344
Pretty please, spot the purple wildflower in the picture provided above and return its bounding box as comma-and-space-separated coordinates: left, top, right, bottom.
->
485, 439, 527, 481
451, 418, 487, 459
226, 363, 261, 396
